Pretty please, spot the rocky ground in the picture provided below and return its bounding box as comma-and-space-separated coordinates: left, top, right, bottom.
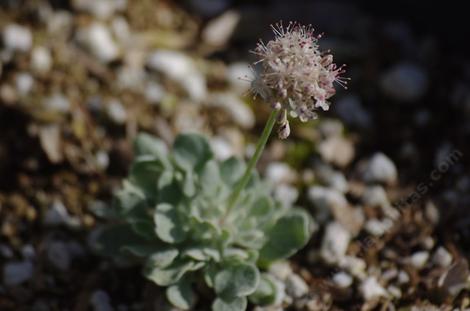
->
1, 1, 470, 310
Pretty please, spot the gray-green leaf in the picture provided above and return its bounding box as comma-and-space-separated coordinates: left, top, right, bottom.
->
219, 157, 245, 186
248, 274, 283, 306
154, 203, 186, 243
134, 133, 169, 166
212, 296, 247, 311
144, 260, 203, 286
259, 209, 312, 265
214, 262, 260, 299
173, 133, 213, 171
166, 279, 195, 310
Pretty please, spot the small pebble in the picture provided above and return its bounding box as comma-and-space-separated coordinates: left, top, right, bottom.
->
31, 46, 52, 74
90, 290, 113, 311
321, 222, 351, 264
380, 62, 428, 102
47, 241, 71, 271
360, 277, 388, 301
332, 272, 353, 288
363, 152, 398, 185
285, 274, 309, 298
409, 251, 429, 269
2, 24, 32, 52
106, 100, 127, 124
433, 247, 453, 268
3, 260, 34, 286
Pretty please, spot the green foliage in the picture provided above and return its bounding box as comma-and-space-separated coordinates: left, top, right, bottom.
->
93, 132, 313, 310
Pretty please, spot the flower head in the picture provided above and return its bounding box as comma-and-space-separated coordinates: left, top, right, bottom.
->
251, 21, 347, 138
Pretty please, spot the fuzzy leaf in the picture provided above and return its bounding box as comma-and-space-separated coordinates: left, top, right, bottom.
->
214, 262, 260, 299
173, 133, 213, 171
146, 248, 179, 268
212, 297, 247, 311
166, 279, 195, 310
249, 274, 282, 306
130, 157, 163, 198
131, 220, 156, 240
219, 157, 245, 186
154, 203, 186, 243
134, 133, 169, 166
259, 209, 312, 265
145, 259, 203, 286
200, 160, 222, 195
114, 181, 145, 215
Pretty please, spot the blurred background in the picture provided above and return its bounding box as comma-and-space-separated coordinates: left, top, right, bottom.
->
1, 0, 469, 310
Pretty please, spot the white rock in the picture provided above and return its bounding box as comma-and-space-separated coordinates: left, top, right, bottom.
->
269, 262, 292, 281
335, 95, 371, 128
90, 290, 113, 311
210, 137, 234, 161
47, 241, 71, 271
314, 162, 348, 193
3, 260, 34, 286
285, 274, 309, 298
332, 272, 353, 288
387, 285, 402, 299
398, 270, 410, 284
43, 93, 70, 112
265, 163, 297, 185
15, 73, 34, 96
308, 186, 348, 212
362, 186, 389, 208
202, 10, 240, 46
106, 100, 127, 124
43, 200, 80, 228
380, 63, 428, 102
21, 244, 35, 260
360, 277, 387, 301
318, 136, 355, 168
363, 152, 398, 185
73, 0, 127, 19
318, 119, 344, 138
95, 151, 109, 170
208, 93, 255, 129
433, 247, 453, 268
31, 46, 52, 74
321, 222, 351, 264
77, 22, 119, 63
39, 125, 63, 164
117, 66, 145, 91
0, 244, 13, 259
145, 82, 165, 105
147, 50, 206, 101
274, 184, 299, 207
339, 256, 367, 279
364, 218, 394, 236
111, 16, 130, 43
308, 186, 355, 227
227, 62, 253, 94
409, 251, 429, 269
2, 24, 32, 52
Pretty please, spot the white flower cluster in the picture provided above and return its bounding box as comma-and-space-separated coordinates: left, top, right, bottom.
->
251, 22, 347, 138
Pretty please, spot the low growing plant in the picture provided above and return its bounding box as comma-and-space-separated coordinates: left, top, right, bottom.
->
94, 21, 346, 310
94, 133, 312, 310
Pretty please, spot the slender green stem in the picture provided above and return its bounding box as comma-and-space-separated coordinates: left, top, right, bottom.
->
226, 109, 280, 213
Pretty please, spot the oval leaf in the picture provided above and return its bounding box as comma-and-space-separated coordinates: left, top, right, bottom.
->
212, 297, 247, 311
166, 279, 195, 310
154, 203, 186, 243
214, 263, 260, 298
173, 133, 213, 171
259, 209, 312, 265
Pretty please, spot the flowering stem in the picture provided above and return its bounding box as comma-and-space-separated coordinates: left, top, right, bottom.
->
226, 109, 280, 213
